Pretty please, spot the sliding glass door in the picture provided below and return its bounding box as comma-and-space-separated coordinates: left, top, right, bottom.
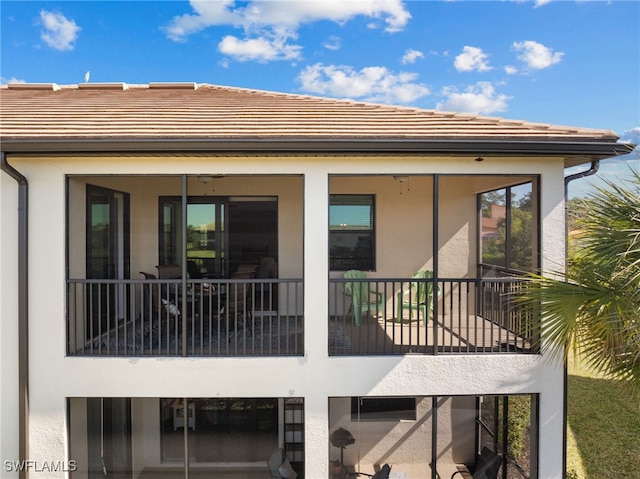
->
159, 196, 277, 279
86, 398, 132, 479
86, 185, 130, 335
160, 197, 227, 278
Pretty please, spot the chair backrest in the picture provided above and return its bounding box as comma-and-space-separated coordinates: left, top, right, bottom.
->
187, 260, 202, 279
140, 271, 157, 280
343, 270, 369, 303
473, 447, 501, 479
411, 270, 434, 304
371, 464, 391, 479
140, 272, 177, 322
156, 264, 182, 279
225, 284, 249, 316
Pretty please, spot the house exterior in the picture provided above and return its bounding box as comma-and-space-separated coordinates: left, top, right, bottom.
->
0, 82, 629, 479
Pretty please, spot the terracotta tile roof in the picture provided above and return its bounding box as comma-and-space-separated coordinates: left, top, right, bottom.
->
0, 82, 628, 162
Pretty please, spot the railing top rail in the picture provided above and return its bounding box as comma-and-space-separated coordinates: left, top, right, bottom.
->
67, 277, 303, 284
330, 276, 525, 283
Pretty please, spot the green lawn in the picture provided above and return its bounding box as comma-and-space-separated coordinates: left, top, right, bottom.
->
566, 356, 640, 478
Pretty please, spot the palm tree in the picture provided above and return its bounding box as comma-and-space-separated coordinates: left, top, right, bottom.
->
519, 169, 640, 397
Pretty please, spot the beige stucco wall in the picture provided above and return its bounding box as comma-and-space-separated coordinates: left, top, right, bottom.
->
1, 153, 566, 478
0, 169, 21, 473
328, 395, 475, 470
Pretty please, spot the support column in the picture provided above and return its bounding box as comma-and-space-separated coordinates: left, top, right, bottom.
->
303, 170, 329, 359
302, 169, 330, 478
304, 393, 330, 479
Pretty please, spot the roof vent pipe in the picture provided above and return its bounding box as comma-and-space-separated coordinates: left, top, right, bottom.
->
0, 152, 29, 479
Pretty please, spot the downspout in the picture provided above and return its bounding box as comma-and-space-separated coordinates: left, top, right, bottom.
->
564, 160, 599, 190
561, 159, 598, 479
0, 152, 29, 479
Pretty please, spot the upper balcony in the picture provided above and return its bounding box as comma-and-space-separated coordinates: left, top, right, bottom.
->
66, 173, 540, 357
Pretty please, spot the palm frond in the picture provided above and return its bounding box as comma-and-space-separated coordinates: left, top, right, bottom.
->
515, 168, 640, 397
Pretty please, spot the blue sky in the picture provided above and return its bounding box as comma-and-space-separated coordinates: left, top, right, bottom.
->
1, 0, 638, 196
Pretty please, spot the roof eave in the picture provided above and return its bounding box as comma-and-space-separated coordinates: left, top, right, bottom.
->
0, 137, 632, 164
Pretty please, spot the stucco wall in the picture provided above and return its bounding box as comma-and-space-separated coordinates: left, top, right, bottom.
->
0, 170, 20, 472
2, 153, 567, 478
328, 395, 475, 468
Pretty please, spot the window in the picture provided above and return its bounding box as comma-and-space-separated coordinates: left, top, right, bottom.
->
159, 196, 277, 279
351, 397, 416, 421
330, 195, 375, 271
480, 182, 535, 272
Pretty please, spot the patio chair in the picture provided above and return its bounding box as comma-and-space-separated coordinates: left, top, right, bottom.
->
355, 464, 391, 479
451, 447, 501, 479
395, 270, 434, 325
139, 271, 180, 349
156, 264, 182, 279
343, 270, 386, 326
140, 270, 181, 319
216, 282, 253, 337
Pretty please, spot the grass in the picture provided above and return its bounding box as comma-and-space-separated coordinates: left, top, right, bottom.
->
566, 355, 640, 478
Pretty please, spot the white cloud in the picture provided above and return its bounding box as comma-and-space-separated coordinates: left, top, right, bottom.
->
323, 36, 341, 51
218, 32, 302, 62
401, 49, 424, 65
504, 65, 518, 75
39, 10, 80, 51
512, 40, 564, 70
454, 46, 492, 72
620, 127, 640, 153
437, 82, 511, 114
165, 0, 410, 39
534, 0, 552, 7
164, 0, 410, 62
620, 126, 640, 142
297, 63, 430, 104
1, 77, 26, 85
162, 0, 240, 41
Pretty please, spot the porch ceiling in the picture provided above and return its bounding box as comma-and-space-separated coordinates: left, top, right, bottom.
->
0, 83, 632, 166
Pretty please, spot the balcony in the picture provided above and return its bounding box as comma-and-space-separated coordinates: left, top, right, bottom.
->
67, 278, 304, 356
66, 173, 541, 357
67, 273, 538, 357
329, 274, 538, 356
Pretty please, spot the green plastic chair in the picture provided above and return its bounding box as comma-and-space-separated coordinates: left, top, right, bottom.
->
343, 270, 386, 326
396, 270, 434, 324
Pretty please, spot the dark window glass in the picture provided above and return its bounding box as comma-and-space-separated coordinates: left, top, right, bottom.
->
351, 397, 416, 421
330, 195, 375, 271
159, 196, 277, 279
480, 183, 534, 272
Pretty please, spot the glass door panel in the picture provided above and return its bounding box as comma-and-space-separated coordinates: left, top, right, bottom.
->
86, 398, 132, 479
187, 202, 226, 278
160, 194, 278, 279
160, 198, 227, 278
86, 185, 130, 336
160, 398, 279, 465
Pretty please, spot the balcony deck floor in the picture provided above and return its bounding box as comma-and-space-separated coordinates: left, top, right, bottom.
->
332, 312, 532, 355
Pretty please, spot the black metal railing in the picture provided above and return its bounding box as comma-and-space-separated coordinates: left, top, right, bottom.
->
67, 278, 303, 357
329, 276, 538, 355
